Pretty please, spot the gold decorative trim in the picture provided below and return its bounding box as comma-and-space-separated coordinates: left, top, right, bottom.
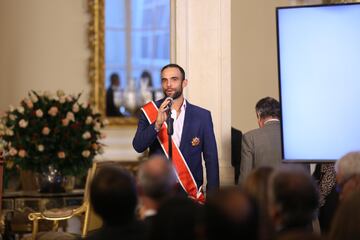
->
88, 0, 138, 126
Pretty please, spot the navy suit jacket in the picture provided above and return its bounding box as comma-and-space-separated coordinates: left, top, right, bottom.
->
133, 99, 219, 191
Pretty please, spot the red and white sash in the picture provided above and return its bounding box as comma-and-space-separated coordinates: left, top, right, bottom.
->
141, 101, 205, 203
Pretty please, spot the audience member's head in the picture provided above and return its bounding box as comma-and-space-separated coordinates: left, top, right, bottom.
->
329, 191, 360, 240
269, 166, 319, 232
243, 167, 274, 240
255, 97, 280, 128
205, 187, 259, 240
137, 154, 177, 203
243, 166, 273, 211
335, 151, 360, 200
150, 197, 203, 240
90, 166, 137, 226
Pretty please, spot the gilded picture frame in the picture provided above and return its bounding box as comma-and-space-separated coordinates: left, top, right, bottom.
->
88, 0, 175, 126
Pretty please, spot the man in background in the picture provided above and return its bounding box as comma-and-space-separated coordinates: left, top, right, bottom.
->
240, 97, 282, 182
106, 73, 123, 116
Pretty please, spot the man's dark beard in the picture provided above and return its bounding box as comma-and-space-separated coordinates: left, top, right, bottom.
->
164, 88, 183, 100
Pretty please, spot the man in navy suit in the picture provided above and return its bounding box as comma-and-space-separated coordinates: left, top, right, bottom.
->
133, 64, 219, 195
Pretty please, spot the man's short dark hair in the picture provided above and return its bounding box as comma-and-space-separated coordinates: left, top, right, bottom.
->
90, 166, 137, 226
270, 167, 319, 229
110, 73, 120, 85
161, 63, 186, 80
255, 97, 280, 119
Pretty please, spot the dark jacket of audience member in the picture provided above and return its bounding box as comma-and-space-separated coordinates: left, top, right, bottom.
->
205, 187, 259, 240
86, 166, 145, 240
328, 191, 360, 240
243, 167, 275, 240
269, 167, 319, 235
149, 197, 203, 240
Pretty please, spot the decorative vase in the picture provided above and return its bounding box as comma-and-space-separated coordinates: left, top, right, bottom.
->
35, 165, 75, 193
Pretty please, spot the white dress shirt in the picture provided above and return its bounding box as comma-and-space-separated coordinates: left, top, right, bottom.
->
170, 99, 186, 147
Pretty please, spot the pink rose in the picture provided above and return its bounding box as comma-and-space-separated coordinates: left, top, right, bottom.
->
62, 118, 70, 126
24, 98, 33, 109
19, 119, 28, 128
48, 107, 58, 117
18, 149, 26, 158
82, 150, 91, 158
42, 127, 50, 135
35, 109, 43, 118
57, 151, 66, 159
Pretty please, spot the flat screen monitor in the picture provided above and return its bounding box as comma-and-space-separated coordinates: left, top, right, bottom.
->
276, 3, 360, 162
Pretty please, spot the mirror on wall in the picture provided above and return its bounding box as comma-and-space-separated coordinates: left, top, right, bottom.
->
88, 0, 171, 125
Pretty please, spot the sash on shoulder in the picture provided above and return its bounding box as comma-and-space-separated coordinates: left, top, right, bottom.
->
141, 101, 205, 203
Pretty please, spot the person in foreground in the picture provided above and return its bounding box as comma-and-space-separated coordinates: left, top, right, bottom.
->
133, 63, 219, 201
85, 166, 145, 240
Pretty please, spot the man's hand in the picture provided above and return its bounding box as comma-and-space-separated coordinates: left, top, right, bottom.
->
155, 97, 172, 130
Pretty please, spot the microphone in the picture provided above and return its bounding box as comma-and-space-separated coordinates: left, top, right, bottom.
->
166, 97, 174, 136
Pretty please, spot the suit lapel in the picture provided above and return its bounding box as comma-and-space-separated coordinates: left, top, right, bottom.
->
179, 101, 192, 152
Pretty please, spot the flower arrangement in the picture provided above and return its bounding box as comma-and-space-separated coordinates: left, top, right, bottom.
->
0, 90, 107, 176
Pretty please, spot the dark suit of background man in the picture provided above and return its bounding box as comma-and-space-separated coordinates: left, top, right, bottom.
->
106, 73, 122, 116
240, 97, 282, 182
133, 64, 219, 193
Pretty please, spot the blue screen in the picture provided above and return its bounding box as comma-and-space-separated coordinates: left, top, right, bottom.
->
277, 3, 360, 161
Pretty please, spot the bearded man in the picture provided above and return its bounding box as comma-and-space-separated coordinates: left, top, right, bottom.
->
133, 64, 219, 201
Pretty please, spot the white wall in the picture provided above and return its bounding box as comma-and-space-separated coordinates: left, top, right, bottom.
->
0, 0, 90, 110
231, 0, 322, 133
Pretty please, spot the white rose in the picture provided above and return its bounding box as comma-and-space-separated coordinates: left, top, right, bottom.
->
82, 131, 91, 140
9, 114, 16, 121
9, 105, 15, 112
17, 106, 24, 114
44, 91, 53, 99
66, 112, 75, 122
56, 90, 65, 97
72, 104, 80, 113
59, 96, 66, 104
98, 146, 104, 154
6, 129, 14, 136
37, 145, 45, 152
102, 119, 109, 126
19, 119, 28, 128
82, 150, 91, 158
85, 116, 93, 125
66, 95, 73, 102
9, 148, 18, 156
93, 122, 101, 131
82, 102, 88, 108
30, 94, 39, 103
35, 109, 43, 118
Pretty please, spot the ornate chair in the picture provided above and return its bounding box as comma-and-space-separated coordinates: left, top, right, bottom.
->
27, 160, 140, 240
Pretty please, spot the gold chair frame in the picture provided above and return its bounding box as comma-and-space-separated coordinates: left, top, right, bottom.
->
28, 162, 99, 239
